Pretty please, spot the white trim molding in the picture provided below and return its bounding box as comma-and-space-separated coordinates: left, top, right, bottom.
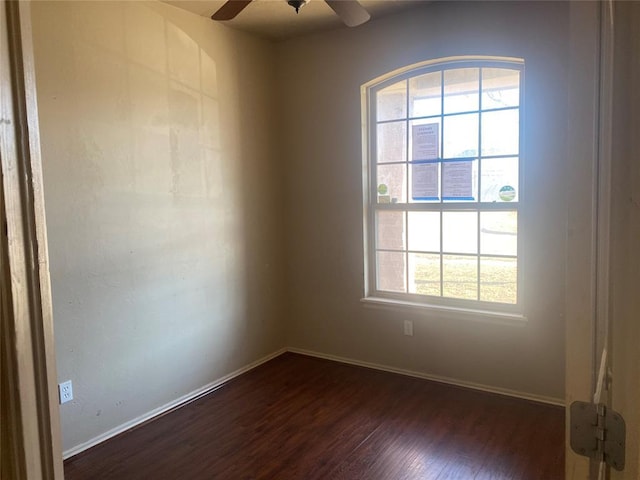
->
63, 344, 565, 460
288, 348, 565, 407
361, 296, 528, 326
63, 348, 287, 459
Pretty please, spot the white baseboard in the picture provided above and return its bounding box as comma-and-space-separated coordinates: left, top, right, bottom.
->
63, 347, 288, 459
64, 345, 564, 459
287, 347, 565, 407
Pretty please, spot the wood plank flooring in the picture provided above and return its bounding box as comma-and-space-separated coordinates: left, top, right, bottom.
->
64, 353, 564, 479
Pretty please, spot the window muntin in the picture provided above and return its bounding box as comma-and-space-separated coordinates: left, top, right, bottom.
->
367, 59, 523, 312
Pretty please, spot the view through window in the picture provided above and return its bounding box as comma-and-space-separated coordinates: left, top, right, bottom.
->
368, 59, 523, 311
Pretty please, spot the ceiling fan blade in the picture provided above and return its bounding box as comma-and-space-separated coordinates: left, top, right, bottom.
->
325, 0, 370, 27
211, 0, 253, 21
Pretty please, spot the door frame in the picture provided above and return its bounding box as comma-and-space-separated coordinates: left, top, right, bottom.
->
565, 0, 614, 478
565, 0, 622, 478
0, 1, 63, 479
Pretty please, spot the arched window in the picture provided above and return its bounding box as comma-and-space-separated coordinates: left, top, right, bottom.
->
364, 57, 523, 314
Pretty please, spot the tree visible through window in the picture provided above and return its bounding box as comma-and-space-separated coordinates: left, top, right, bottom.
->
366, 58, 523, 311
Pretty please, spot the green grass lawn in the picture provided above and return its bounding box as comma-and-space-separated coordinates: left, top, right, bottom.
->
411, 254, 516, 304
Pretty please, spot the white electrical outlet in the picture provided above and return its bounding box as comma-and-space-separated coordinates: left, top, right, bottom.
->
58, 380, 73, 404
403, 320, 413, 336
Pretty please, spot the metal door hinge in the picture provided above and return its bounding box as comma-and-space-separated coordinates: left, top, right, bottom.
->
570, 401, 626, 471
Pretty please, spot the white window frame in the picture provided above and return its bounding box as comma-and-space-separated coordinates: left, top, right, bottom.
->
362, 56, 526, 321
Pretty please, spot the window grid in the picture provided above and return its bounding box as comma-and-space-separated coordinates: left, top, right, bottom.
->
476, 70, 483, 300
404, 82, 410, 293
439, 70, 445, 295
370, 60, 523, 310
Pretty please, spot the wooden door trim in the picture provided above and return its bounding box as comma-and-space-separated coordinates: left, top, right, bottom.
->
0, 1, 63, 479
565, 1, 616, 478
594, 0, 614, 406
565, 1, 607, 478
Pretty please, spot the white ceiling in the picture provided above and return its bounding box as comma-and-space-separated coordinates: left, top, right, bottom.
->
166, 0, 427, 41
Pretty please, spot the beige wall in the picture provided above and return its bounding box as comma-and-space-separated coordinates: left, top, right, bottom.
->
30, 1, 285, 453
277, 1, 569, 401
30, 0, 574, 458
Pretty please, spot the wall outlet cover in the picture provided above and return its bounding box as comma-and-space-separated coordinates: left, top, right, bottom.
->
59, 380, 73, 404
403, 320, 413, 336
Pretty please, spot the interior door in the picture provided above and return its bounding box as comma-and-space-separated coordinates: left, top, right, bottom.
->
565, 1, 603, 477
607, 2, 640, 479
566, 1, 640, 479
592, 1, 640, 478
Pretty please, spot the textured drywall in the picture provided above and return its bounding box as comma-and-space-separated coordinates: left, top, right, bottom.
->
278, 1, 569, 400
31, 1, 284, 452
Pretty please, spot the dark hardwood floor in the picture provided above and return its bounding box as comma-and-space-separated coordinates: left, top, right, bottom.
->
64, 353, 564, 479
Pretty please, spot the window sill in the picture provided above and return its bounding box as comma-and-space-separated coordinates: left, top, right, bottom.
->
360, 296, 528, 326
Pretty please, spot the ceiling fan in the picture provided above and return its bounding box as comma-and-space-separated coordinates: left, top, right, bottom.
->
211, 0, 371, 28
